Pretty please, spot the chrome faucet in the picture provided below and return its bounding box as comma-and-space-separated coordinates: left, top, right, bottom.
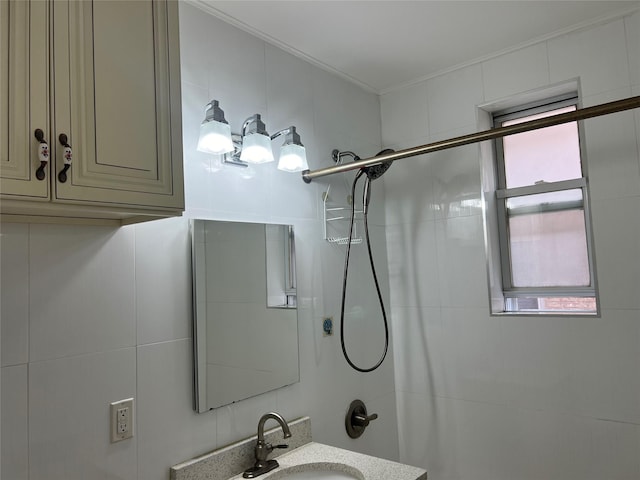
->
242, 412, 292, 478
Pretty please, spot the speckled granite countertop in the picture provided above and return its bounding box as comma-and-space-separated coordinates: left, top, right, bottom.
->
228, 442, 427, 480
171, 416, 426, 480
171, 417, 312, 480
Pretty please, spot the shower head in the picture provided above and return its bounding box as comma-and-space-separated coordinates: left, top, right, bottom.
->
362, 149, 395, 180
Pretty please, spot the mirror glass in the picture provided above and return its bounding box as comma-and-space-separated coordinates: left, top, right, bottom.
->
191, 219, 300, 412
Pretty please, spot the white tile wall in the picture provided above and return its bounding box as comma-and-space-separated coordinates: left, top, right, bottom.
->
381, 150, 436, 226
498, 316, 576, 412
265, 45, 314, 132
137, 339, 218, 480
426, 65, 484, 137
383, 9, 640, 480
28, 224, 136, 362
395, 393, 455, 478
1, 3, 394, 479
386, 221, 440, 307
135, 216, 192, 345
482, 43, 550, 101
380, 82, 429, 147
569, 310, 640, 424
1, 364, 28, 480
626, 11, 640, 87
28, 348, 137, 480
434, 215, 488, 308
548, 18, 631, 97
429, 143, 482, 220
1, 222, 29, 367
590, 196, 640, 310
439, 308, 505, 404
312, 67, 354, 143
583, 89, 640, 201
205, 18, 268, 113
391, 306, 443, 395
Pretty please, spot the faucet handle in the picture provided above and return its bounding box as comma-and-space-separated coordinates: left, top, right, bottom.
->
353, 412, 378, 427
345, 399, 378, 439
264, 442, 288, 453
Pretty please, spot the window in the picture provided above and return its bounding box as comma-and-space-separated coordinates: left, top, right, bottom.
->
491, 94, 597, 314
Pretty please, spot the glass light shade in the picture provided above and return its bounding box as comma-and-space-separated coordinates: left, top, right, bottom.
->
277, 143, 308, 172
240, 132, 274, 164
197, 120, 233, 154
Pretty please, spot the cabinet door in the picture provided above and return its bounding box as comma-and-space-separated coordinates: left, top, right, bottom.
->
52, 0, 183, 210
0, 0, 50, 199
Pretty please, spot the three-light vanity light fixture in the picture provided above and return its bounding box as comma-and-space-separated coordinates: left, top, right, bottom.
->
196, 100, 308, 172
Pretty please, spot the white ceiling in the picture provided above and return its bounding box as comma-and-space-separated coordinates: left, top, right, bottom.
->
193, 0, 639, 94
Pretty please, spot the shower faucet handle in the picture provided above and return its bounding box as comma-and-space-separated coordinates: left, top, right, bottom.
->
345, 399, 378, 438
353, 412, 378, 427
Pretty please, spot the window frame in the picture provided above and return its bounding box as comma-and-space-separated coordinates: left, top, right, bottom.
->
491, 93, 598, 313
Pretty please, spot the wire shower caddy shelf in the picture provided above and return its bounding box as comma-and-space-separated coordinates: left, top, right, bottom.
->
322, 149, 363, 245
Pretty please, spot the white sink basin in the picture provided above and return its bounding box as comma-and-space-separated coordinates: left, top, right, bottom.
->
278, 473, 358, 480
268, 463, 362, 480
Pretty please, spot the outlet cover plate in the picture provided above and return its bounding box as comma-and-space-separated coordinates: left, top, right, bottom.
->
110, 398, 134, 443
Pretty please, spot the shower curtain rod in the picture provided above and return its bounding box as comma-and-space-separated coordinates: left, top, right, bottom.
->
301, 95, 640, 183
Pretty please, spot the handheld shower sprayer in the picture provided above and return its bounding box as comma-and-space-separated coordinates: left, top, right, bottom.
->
363, 177, 372, 215
340, 149, 395, 373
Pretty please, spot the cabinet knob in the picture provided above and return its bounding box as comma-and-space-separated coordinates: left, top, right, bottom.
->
58, 133, 72, 183
34, 129, 49, 181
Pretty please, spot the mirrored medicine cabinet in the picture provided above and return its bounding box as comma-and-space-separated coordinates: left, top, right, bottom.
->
190, 219, 300, 412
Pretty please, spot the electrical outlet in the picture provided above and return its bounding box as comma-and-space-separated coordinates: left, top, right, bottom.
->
117, 407, 128, 422
110, 398, 134, 443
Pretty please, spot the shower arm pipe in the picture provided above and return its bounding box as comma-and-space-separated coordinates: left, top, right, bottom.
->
301, 95, 640, 183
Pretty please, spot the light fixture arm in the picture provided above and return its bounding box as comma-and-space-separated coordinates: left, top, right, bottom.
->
231, 114, 269, 143
270, 127, 293, 141
271, 126, 303, 147
241, 114, 269, 136
240, 119, 253, 137
221, 133, 248, 168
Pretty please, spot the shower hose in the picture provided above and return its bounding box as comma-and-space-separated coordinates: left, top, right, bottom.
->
340, 169, 389, 373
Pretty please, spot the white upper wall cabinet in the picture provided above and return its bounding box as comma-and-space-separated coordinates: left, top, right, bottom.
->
0, 0, 184, 225
0, 0, 49, 200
